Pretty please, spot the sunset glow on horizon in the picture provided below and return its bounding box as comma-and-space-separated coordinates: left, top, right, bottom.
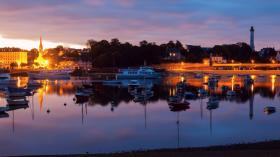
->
0, 34, 85, 50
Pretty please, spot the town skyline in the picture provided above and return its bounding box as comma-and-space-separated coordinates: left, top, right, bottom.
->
1, 0, 280, 50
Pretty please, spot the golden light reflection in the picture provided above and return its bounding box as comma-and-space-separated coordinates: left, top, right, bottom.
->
181, 62, 184, 65
17, 77, 21, 87
231, 75, 236, 90
251, 84, 254, 93
172, 88, 176, 96
203, 75, 209, 84
180, 76, 185, 82
38, 88, 44, 111
271, 75, 276, 92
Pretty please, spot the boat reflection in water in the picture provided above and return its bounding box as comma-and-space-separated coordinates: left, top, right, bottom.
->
1, 73, 280, 156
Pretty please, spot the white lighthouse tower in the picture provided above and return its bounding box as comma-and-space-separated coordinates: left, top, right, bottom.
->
250, 26, 255, 51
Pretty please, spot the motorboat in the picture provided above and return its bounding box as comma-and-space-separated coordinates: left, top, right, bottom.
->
75, 87, 93, 97
198, 89, 207, 97
184, 92, 197, 100
264, 106, 276, 115
227, 90, 236, 97
116, 66, 161, 79
28, 70, 70, 80
0, 73, 17, 89
5, 87, 29, 97
7, 98, 29, 105
207, 96, 219, 109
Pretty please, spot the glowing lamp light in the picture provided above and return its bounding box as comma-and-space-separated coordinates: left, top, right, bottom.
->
15, 61, 21, 69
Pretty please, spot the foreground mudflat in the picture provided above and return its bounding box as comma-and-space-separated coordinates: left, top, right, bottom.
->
26, 140, 280, 157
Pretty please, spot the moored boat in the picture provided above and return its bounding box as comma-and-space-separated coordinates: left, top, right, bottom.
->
226, 90, 236, 97
7, 98, 29, 106
0, 73, 17, 89
184, 92, 197, 100
264, 106, 276, 115
116, 66, 161, 79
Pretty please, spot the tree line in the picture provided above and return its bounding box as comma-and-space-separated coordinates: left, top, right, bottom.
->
86, 39, 266, 67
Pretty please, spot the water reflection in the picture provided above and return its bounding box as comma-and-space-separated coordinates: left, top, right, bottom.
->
1, 74, 280, 156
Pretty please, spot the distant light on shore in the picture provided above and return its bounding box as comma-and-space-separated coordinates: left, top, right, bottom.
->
0, 35, 85, 50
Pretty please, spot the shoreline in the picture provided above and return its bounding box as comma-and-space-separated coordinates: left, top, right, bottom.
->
22, 140, 280, 157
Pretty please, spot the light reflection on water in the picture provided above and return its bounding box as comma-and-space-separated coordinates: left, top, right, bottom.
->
1, 74, 280, 156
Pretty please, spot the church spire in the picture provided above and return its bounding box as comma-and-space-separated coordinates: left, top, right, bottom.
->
39, 36, 43, 53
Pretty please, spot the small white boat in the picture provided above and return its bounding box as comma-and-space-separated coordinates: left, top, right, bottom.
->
116, 66, 161, 79
264, 106, 276, 115
226, 90, 236, 97
7, 98, 29, 105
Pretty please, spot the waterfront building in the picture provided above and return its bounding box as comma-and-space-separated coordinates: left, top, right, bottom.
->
210, 56, 226, 64
0, 48, 28, 68
165, 47, 184, 61
250, 26, 255, 51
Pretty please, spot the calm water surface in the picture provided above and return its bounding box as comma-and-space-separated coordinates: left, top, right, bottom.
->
1, 74, 280, 156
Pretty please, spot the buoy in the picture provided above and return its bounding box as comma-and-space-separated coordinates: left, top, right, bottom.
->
47, 109, 50, 113
64, 103, 67, 106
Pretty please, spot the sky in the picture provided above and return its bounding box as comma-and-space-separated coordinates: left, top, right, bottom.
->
0, 0, 280, 50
